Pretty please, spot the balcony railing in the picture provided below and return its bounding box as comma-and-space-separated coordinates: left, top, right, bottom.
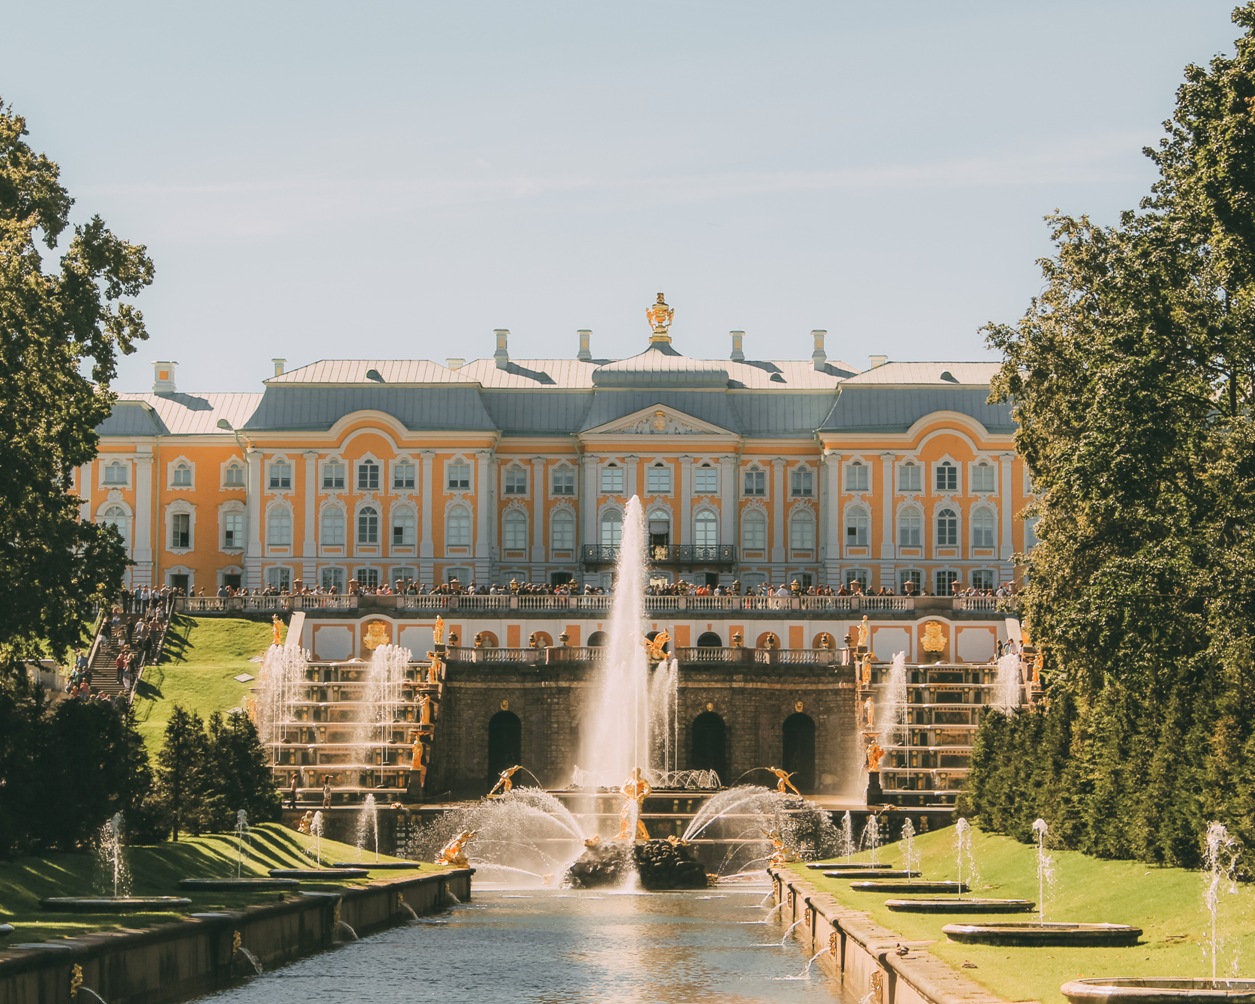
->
184, 595, 358, 613
448, 645, 840, 667
581, 544, 737, 567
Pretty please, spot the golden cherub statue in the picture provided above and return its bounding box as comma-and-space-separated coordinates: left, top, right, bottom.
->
435, 829, 476, 868
487, 764, 523, 799
644, 630, 670, 662
768, 766, 801, 796
646, 292, 674, 338
618, 767, 653, 841
272, 614, 283, 647
866, 740, 886, 773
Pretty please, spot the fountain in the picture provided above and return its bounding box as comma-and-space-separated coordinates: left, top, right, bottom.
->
272, 810, 369, 879
885, 815, 1033, 913
330, 793, 423, 869
994, 651, 1022, 712
1062, 821, 1255, 1002
180, 809, 299, 893
42, 813, 192, 912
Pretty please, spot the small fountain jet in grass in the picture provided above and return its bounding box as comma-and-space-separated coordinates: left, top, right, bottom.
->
1033, 817, 1053, 924
234, 810, 251, 878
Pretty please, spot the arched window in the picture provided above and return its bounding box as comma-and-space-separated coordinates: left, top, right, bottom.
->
742, 509, 767, 551
551, 509, 575, 551
503, 465, 528, 495
171, 461, 192, 488
845, 506, 869, 547
447, 459, 471, 491
322, 459, 346, 490
502, 509, 528, 550
221, 507, 245, 550
101, 505, 130, 551
936, 507, 959, 547
789, 509, 816, 550
694, 510, 718, 549
971, 461, 996, 493
268, 458, 292, 490
646, 462, 672, 494
600, 463, 624, 494
357, 459, 380, 492
392, 506, 417, 546
267, 507, 292, 546
599, 510, 622, 548
972, 507, 996, 549
844, 460, 869, 492
551, 465, 576, 496
898, 507, 923, 548
357, 505, 380, 545
224, 461, 245, 488
898, 461, 922, 493
935, 461, 958, 493
446, 505, 471, 547
696, 631, 723, 647
321, 507, 345, 546
103, 460, 128, 486
694, 463, 718, 494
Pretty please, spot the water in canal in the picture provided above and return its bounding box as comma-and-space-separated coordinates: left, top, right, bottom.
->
200, 884, 851, 1003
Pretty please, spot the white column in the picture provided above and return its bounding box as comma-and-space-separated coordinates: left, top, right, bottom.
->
679, 456, 692, 543
245, 449, 263, 589
475, 450, 493, 580
581, 455, 598, 546
133, 447, 154, 587
720, 456, 738, 550
1000, 452, 1016, 576
879, 452, 895, 588
821, 452, 841, 585
531, 456, 546, 563
419, 451, 435, 586
302, 451, 317, 584
770, 459, 786, 565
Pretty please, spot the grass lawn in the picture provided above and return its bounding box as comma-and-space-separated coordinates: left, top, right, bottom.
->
790, 824, 1255, 1003
0, 823, 441, 944
132, 615, 274, 748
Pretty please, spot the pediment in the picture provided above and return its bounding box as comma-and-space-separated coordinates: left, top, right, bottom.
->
581, 404, 736, 439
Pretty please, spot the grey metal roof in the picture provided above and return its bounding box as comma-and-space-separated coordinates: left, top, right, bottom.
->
243, 387, 497, 432
819, 386, 1014, 434
728, 392, 840, 437
99, 393, 263, 437
480, 390, 595, 436
579, 390, 744, 435
840, 362, 1000, 386
592, 344, 731, 388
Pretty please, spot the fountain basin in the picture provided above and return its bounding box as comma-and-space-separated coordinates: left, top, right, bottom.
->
269, 868, 368, 880
825, 869, 919, 880
1061, 979, 1255, 1004
331, 861, 424, 870
40, 896, 192, 913
885, 898, 1035, 913
943, 922, 1142, 947
179, 877, 299, 891
850, 881, 968, 894
807, 862, 893, 871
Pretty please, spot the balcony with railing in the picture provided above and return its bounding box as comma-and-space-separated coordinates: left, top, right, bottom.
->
581, 544, 737, 567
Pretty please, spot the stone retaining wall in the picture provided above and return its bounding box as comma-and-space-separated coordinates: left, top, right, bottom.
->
0, 869, 471, 1004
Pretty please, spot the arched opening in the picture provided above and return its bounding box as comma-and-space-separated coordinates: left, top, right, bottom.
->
755, 631, 780, 650
587, 631, 608, 647
782, 713, 816, 793
487, 711, 522, 778
690, 712, 727, 783
696, 631, 722, 648
473, 630, 499, 648
528, 630, 553, 649
811, 631, 835, 650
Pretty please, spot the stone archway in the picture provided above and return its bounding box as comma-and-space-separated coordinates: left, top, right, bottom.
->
696, 631, 723, 647
690, 711, 727, 784
487, 710, 522, 778
782, 712, 816, 793
587, 631, 608, 647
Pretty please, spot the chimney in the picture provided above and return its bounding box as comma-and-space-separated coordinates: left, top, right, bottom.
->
577, 329, 592, 362
272, 358, 286, 377
152, 360, 177, 394
869, 354, 888, 369
446, 357, 465, 371
729, 330, 745, 362
494, 328, 510, 369
811, 329, 828, 370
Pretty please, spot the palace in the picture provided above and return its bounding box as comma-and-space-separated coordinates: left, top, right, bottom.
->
84, 304, 1029, 597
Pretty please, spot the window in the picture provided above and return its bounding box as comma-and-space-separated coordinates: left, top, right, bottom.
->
845, 507, 869, 547
694, 510, 718, 548
646, 463, 672, 494
322, 460, 346, 490
447, 506, 471, 547
743, 467, 766, 496
846, 568, 870, 591
600, 464, 624, 494
972, 508, 996, 548
447, 460, 471, 491
223, 512, 244, 549
845, 461, 869, 492
790, 510, 816, 550
267, 507, 292, 546
357, 459, 380, 492
972, 569, 996, 590
503, 466, 528, 495
898, 462, 922, 493
392, 507, 416, 546
742, 510, 767, 550
935, 571, 959, 596
354, 568, 381, 589
552, 467, 576, 496
790, 468, 814, 497
898, 508, 923, 547
392, 566, 417, 585
268, 459, 292, 490
320, 567, 345, 592
171, 462, 192, 488
321, 507, 345, 546
971, 462, 996, 493
170, 512, 191, 550
694, 464, 718, 494
224, 463, 245, 488
551, 509, 575, 550
357, 506, 380, 545
503, 510, 528, 550
1024, 515, 1039, 551
103, 460, 128, 486
266, 567, 291, 592
101, 505, 130, 550
393, 460, 416, 490
899, 569, 923, 594
936, 507, 959, 547
599, 510, 623, 548
935, 461, 958, 493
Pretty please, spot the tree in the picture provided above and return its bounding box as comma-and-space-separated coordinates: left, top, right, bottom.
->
203, 711, 281, 829
155, 706, 210, 841
0, 101, 153, 673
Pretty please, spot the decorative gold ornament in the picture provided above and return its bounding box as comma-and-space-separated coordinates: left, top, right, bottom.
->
829, 930, 840, 957
651, 409, 668, 431
232, 930, 242, 956
922, 621, 947, 654
646, 292, 674, 341
70, 964, 84, 998
500, 699, 509, 711
794, 700, 804, 713
804, 905, 814, 925
706, 702, 714, 712
362, 620, 390, 650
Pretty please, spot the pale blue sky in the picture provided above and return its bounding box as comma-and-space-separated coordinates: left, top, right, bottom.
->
2, 2, 1242, 390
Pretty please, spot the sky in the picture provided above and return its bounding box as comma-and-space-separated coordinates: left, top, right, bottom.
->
2, 2, 1244, 391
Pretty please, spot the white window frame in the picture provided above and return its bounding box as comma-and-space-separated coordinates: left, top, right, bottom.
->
267, 457, 293, 491
742, 466, 766, 497
898, 507, 923, 548
266, 566, 292, 592
322, 458, 346, 491
936, 506, 960, 547
357, 505, 380, 545
897, 461, 922, 494
742, 508, 767, 551
790, 466, 814, 498
503, 465, 528, 496
550, 508, 576, 551
223, 460, 246, 489
221, 505, 245, 551
551, 465, 576, 497
646, 463, 672, 495
357, 458, 381, 492
972, 506, 997, 549
502, 509, 528, 550
168, 505, 194, 552
102, 459, 130, 487
392, 458, 416, 491
447, 458, 472, 492
267, 505, 293, 547
934, 460, 959, 494
599, 508, 623, 547
789, 508, 816, 551
845, 505, 870, 547
391, 505, 417, 547
844, 461, 869, 493
600, 464, 625, 495
446, 504, 472, 548
971, 461, 996, 493
694, 464, 718, 495
321, 505, 346, 546
693, 508, 718, 548
169, 458, 194, 489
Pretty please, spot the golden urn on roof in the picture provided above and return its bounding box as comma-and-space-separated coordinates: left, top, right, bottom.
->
646, 292, 674, 342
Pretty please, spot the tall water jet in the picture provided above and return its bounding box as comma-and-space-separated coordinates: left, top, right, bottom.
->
357, 644, 411, 769
579, 496, 652, 788
256, 644, 308, 746
878, 651, 908, 752
840, 811, 855, 864
648, 656, 679, 778
955, 817, 975, 897
1032, 817, 1053, 924
994, 652, 1022, 713
1203, 821, 1240, 982
310, 811, 325, 864
97, 813, 131, 899
900, 818, 920, 875
356, 794, 380, 862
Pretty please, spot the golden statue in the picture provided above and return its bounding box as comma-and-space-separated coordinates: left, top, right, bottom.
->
618, 767, 652, 841
426, 651, 443, 685
419, 694, 433, 727
863, 695, 876, 728
435, 829, 476, 868
856, 616, 870, 650
487, 764, 523, 798
297, 810, 314, 834
860, 652, 873, 687
866, 740, 886, 773
644, 630, 670, 662
433, 616, 445, 646
646, 292, 674, 338
768, 766, 801, 796
272, 615, 283, 647
767, 829, 798, 866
